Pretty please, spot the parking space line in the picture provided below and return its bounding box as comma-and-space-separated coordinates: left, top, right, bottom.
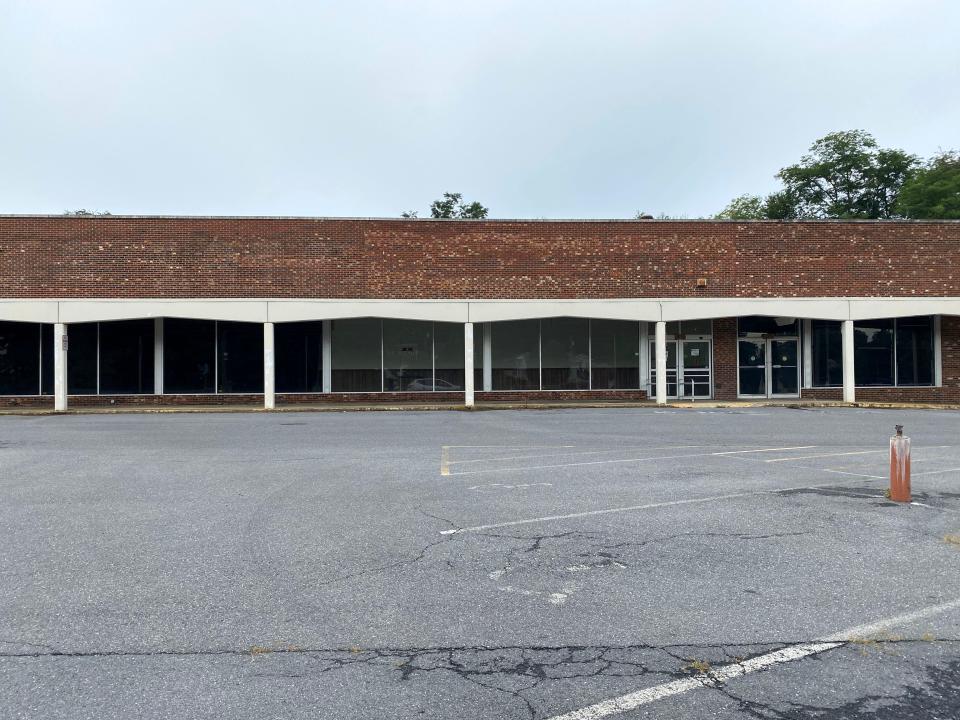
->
446, 445, 704, 467
912, 466, 960, 477
545, 597, 960, 720
444, 446, 817, 477
764, 450, 882, 463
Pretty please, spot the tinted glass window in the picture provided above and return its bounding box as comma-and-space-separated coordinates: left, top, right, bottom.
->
275, 321, 324, 393
99, 320, 154, 394
164, 319, 215, 393
332, 318, 381, 392
41, 324, 53, 395
541, 318, 589, 390
217, 322, 263, 393
738, 316, 799, 337
590, 320, 639, 390
681, 319, 712, 336
492, 320, 539, 390
854, 319, 894, 386
896, 316, 934, 386
67, 322, 98, 395
0, 321, 41, 395
383, 320, 433, 391
811, 320, 842, 387
434, 322, 465, 391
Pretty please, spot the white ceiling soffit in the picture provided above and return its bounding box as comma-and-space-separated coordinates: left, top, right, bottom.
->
269, 300, 469, 323
57, 300, 270, 323
0, 301, 59, 324
848, 298, 960, 321
467, 300, 662, 323
660, 298, 851, 322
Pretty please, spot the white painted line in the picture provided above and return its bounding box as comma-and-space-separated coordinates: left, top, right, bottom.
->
439, 492, 754, 534
447, 445, 704, 467
545, 597, 960, 720
445, 446, 817, 477
912, 467, 960, 477
819, 468, 886, 480
764, 450, 882, 463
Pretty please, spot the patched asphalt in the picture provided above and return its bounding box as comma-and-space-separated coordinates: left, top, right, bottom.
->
1, 407, 959, 718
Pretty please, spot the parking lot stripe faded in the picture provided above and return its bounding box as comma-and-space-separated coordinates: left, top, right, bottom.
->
444, 446, 817, 477
545, 597, 960, 720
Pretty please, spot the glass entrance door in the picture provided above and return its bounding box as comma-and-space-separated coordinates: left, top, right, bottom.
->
650, 340, 712, 399
737, 338, 799, 398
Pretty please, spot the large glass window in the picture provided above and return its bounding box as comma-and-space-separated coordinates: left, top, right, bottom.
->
474, 324, 483, 390
854, 319, 895, 386
99, 320, 154, 394
332, 318, 381, 392
591, 320, 639, 389
811, 320, 842, 388
67, 322, 98, 395
164, 319, 215, 393
217, 322, 263, 393
434, 322, 464, 391
0, 321, 41, 395
41, 324, 53, 395
895, 316, 934, 386
738, 317, 799, 337
275, 321, 324, 393
492, 320, 539, 390
541, 318, 589, 390
383, 320, 432, 391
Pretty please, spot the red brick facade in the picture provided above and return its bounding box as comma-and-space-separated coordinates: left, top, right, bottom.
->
2, 216, 959, 299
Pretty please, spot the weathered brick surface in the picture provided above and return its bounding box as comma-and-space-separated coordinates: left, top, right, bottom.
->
2, 216, 959, 299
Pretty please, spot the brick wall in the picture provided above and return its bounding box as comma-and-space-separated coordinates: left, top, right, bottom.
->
1, 216, 959, 299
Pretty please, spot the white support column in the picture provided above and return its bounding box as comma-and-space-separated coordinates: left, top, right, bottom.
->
322, 320, 332, 393
655, 320, 667, 405
482, 322, 492, 392
802, 319, 812, 389
53, 323, 67, 411
841, 319, 855, 403
263, 322, 275, 410
153, 318, 164, 395
464, 322, 475, 407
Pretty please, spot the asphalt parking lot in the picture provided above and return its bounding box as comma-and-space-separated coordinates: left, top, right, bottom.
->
2, 406, 960, 719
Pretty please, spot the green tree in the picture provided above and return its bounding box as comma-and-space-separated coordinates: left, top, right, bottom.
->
775, 130, 917, 218
402, 192, 489, 219
716, 130, 919, 219
895, 151, 960, 219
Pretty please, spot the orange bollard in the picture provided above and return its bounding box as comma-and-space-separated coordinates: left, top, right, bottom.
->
889, 425, 911, 503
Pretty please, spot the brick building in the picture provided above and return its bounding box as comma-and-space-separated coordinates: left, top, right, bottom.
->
1, 215, 959, 409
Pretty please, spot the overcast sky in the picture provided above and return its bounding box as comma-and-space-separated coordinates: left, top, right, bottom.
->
1, 1, 958, 219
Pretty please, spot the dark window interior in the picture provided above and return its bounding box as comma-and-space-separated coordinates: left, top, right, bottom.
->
164, 319, 215, 393
99, 319, 154, 394
0, 321, 41, 395
217, 321, 263, 393
275, 321, 324, 393
67, 322, 98, 395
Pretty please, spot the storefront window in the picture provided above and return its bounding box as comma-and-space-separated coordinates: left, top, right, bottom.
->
434, 322, 465, 391
67, 322, 98, 395
332, 318, 381, 392
541, 318, 589, 390
738, 317, 799, 337
383, 320, 433, 391
811, 320, 842, 388
164, 319, 215, 393
492, 320, 539, 390
854, 319, 895, 386
895, 316, 934, 386
217, 322, 263, 393
0, 321, 41, 395
99, 319, 154, 394
275, 321, 324, 393
590, 320, 639, 389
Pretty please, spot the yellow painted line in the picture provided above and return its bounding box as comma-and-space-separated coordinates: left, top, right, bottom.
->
440, 446, 450, 476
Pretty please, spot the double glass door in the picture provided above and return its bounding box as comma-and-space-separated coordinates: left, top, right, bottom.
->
738, 338, 799, 397
650, 340, 711, 398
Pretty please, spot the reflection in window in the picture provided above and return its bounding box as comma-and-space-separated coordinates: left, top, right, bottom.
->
434, 322, 465, 391
99, 320, 154, 394
164, 319, 215, 393
67, 322, 98, 395
590, 320, 639, 389
854, 319, 895, 386
0, 321, 41, 395
492, 320, 539, 390
896, 316, 934, 386
332, 318, 381, 392
738, 316, 799, 337
541, 318, 589, 390
217, 322, 263, 393
384, 320, 433, 391
811, 320, 842, 387
275, 321, 324, 393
